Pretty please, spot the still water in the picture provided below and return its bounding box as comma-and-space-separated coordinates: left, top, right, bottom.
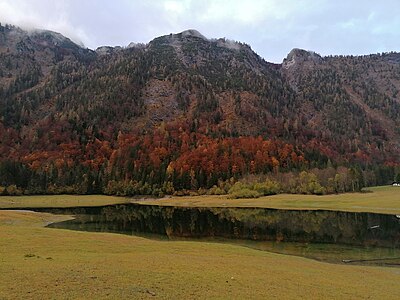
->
49, 213, 400, 267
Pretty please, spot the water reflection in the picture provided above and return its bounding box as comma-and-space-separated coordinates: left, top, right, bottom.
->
49, 214, 400, 267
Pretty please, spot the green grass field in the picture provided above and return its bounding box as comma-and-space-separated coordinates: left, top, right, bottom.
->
136, 186, 400, 214
1, 210, 400, 299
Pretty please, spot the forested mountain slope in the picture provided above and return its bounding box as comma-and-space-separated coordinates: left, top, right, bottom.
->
0, 24, 399, 195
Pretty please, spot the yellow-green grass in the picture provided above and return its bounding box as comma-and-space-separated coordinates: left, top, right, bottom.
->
0, 186, 399, 215
136, 186, 400, 215
0, 210, 73, 227
0, 194, 130, 209
1, 210, 399, 299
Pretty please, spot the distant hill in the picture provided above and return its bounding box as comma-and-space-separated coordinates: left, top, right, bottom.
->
0, 23, 399, 194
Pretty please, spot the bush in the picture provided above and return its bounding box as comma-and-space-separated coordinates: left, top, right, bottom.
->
162, 181, 175, 195
5, 185, 23, 196
208, 185, 226, 195
228, 182, 249, 194
151, 187, 163, 197
297, 171, 326, 195
228, 188, 262, 199
173, 189, 191, 196
228, 180, 280, 199
197, 188, 208, 195
45, 185, 78, 195
216, 179, 233, 193
308, 181, 326, 195
253, 180, 280, 196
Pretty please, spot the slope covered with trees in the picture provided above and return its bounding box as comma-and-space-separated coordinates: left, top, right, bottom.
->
0, 24, 399, 196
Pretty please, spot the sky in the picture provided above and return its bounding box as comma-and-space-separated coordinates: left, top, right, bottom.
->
1, 0, 400, 63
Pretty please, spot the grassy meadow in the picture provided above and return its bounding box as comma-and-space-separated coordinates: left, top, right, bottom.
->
0, 194, 130, 209
1, 210, 400, 299
0, 186, 398, 215
136, 186, 400, 214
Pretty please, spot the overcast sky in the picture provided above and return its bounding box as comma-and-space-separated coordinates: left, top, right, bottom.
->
1, 0, 400, 63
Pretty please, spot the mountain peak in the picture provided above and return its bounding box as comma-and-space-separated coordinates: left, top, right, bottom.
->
0, 23, 84, 50
282, 48, 322, 68
29, 29, 84, 48
179, 29, 207, 40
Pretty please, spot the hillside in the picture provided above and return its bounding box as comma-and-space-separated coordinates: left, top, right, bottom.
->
0, 24, 399, 195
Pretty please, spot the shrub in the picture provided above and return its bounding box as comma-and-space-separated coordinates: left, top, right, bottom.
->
253, 180, 280, 196
308, 181, 326, 195
228, 188, 262, 199
162, 181, 175, 195
208, 185, 226, 195
5, 185, 23, 196
152, 188, 164, 198
297, 171, 326, 195
228, 182, 249, 194
173, 189, 191, 196
197, 188, 208, 195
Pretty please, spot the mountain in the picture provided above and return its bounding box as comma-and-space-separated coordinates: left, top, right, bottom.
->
0, 23, 399, 195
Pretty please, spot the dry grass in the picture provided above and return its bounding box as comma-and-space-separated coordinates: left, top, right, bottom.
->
0, 194, 130, 209
0, 186, 398, 215
0, 210, 400, 299
0, 210, 73, 227
136, 186, 400, 214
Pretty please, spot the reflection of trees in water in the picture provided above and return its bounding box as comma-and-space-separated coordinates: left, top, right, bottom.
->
46, 204, 400, 249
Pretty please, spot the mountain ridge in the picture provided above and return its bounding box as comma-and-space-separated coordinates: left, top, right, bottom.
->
3, 23, 399, 63
0, 23, 399, 194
